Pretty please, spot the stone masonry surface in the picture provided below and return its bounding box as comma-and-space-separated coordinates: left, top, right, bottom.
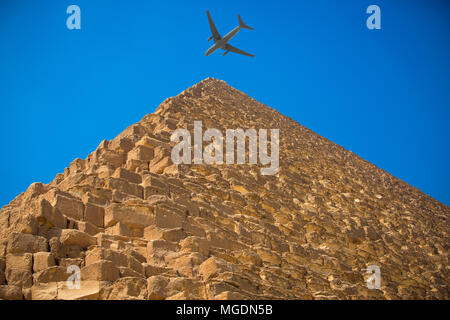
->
0, 78, 448, 300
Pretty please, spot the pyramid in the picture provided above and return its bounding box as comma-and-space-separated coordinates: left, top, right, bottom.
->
0, 78, 448, 300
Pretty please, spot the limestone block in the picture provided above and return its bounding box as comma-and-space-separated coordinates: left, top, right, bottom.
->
59, 229, 97, 249
154, 205, 184, 229
180, 236, 210, 256
100, 277, 147, 300
256, 247, 282, 265
0, 285, 23, 300
150, 156, 171, 174
81, 260, 120, 282
7, 233, 48, 254
106, 222, 143, 238
110, 137, 134, 153
57, 280, 106, 300
104, 204, 154, 229
166, 252, 204, 277
144, 226, 186, 242
146, 275, 169, 300
81, 192, 108, 206
5, 269, 32, 288
58, 258, 83, 268
118, 267, 144, 279
46, 191, 84, 221
33, 266, 69, 284
31, 282, 58, 300
96, 149, 125, 168
214, 291, 249, 300
127, 145, 154, 162
85, 203, 105, 228
142, 263, 170, 278
38, 199, 66, 228
106, 177, 143, 198
112, 167, 142, 184
199, 256, 232, 281
147, 239, 179, 256
141, 174, 167, 189
6, 253, 33, 272
78, 221, 103, 236
85, 247, 127, 267
143, 185, 169, 199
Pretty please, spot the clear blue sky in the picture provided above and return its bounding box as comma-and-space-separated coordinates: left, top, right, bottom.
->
1, 0, 449, 206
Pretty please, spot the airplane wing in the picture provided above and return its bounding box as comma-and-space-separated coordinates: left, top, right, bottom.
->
207, 10, 221, 42
224, 44, 255, 57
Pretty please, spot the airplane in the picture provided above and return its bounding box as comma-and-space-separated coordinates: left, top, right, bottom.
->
205, 10, 255, 57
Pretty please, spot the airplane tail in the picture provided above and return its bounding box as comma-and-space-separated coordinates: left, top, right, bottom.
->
238, 15, 254, 30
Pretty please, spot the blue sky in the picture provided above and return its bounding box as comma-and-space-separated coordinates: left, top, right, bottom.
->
0, 0, 449, 206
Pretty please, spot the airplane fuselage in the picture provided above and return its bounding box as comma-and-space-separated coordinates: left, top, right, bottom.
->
205, 26, 242, 56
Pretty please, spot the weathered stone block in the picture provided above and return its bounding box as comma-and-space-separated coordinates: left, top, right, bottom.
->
5, 268, 32, 288
141, 174, 167, 189
144, 226, 186, 242
0, 285, 23, 300
81, 192, 108, 206
112, 167, 142, 184
199, 256, 232, 281
59, 229, 97, 249
125, 159, 147, 172
33, 266, 69, 284
81, 260, 120, 282
214, 291, 248, 300
6, 253, 33, 272
7, 233, 48, 254
180, 236, 210, 256
147, 239, 179, 257
31, 282, 58, 300
100, 277, 147, 300
118, 266, 144, 279
147, 275, 169, 300
57, 280, 105, 300
111, 137, 134, 153
128, 145, 154, 162
78, 221, 103, 236
47, 191, 84, 221
155, 205, 184, 229
144, 185, 169, 198
85, 247, 127, 267
166, 252, 204, 278
38, 199, 66, 228
142, 263, 169, 278
95, 149, 126, 168
150, 156, 171, 174
104, 204, 154, 229
106, 222, 143, 238
106, 177, 143, 198
84, 203, 105, 228
256, 247, 282, 265
58, 258, 83, 268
